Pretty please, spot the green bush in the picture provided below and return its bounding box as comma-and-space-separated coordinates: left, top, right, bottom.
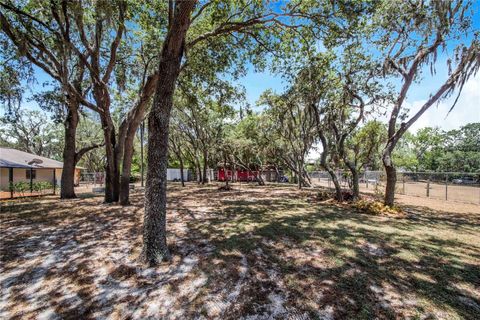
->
12, 181, 30, 196
32, 181, 42, 193
9, 181, 54, 196
32, 181, 53, 194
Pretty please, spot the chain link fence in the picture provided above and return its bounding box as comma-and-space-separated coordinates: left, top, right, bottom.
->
79, 172, 105, 186
311, 170, 480, 204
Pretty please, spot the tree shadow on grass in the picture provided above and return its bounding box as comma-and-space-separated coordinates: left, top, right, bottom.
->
180, 194, 480, 319
1, 185, 478, 319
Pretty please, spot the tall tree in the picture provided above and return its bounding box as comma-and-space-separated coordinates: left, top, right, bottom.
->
0, 109, 61, 158
372, 0, 480, 206
0, 0, 125, 200
142, 0, 310, 264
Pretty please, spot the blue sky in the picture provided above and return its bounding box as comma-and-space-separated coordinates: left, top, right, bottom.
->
235, 60, 480, 133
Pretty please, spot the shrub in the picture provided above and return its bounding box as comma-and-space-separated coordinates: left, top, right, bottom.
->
39, 182, 53, 193
32, 181, 43, 193
354, 199, 405, 217
29, 181, 54, 194
314, 188, 355, 202
12, 181, 30, 196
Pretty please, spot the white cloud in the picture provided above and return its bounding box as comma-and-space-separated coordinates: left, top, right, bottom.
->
407, 74, 480, 132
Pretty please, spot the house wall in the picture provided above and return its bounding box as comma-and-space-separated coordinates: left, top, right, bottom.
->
0, 168, 9, 190
74, 168, 81, 185
0, 168, 57, 191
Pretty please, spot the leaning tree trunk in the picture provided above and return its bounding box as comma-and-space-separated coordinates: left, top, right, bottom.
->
179, 154, 185, 187
119, 112, 146, 205
60, 106, 79, 199
325, 166, 342, 202
119, 74, 158, 205
300, 169, 312, 188
274, 165, 280, 182
382, 148, 397, 206
142, 0, 194, 265
318, 132, 343, 201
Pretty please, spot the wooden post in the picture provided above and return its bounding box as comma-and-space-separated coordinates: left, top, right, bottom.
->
426, 175, 430, 197
402, 174, 405, 194
445, 173, 448, 200
9, 167, 13, 199
30, 168, 33, 194
53, 169, 56, 195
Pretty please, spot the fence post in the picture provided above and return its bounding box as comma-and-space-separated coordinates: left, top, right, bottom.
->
9, 167, 13, 199
445, 173, 448, 201
365, 172, 368, 189
328, 177, 331, 188
53, 169, 56, 195
402, 174, 405, 195
426, 175, 430, 197
30, 168, 33, 194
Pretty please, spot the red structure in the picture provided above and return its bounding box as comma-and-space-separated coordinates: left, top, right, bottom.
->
218, 168, 258, 182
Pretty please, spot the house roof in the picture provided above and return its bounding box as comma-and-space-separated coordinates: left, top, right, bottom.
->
0, 147, 68, 169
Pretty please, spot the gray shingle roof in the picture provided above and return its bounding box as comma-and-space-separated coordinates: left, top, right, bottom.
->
0, 147, 65, 169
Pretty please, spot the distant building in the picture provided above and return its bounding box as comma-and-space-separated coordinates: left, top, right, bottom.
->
0, 147, 82, 197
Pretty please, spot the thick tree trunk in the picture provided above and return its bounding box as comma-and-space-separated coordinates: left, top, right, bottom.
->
383, 148, 397, 206
119, 131, 135, 205
101, 117, 119, 203
143, 103, 171, 264
60, 107, 79, 199
142, 1, 194, 265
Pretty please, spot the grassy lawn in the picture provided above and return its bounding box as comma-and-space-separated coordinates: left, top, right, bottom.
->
1, 184, 479, 319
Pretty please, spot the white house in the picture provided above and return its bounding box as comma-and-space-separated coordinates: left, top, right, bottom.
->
0, 147, 81, 198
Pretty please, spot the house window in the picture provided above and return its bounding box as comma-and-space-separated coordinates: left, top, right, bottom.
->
26, 169, 36, 179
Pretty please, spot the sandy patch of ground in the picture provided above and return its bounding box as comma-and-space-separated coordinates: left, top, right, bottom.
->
1, 183, 479, 319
